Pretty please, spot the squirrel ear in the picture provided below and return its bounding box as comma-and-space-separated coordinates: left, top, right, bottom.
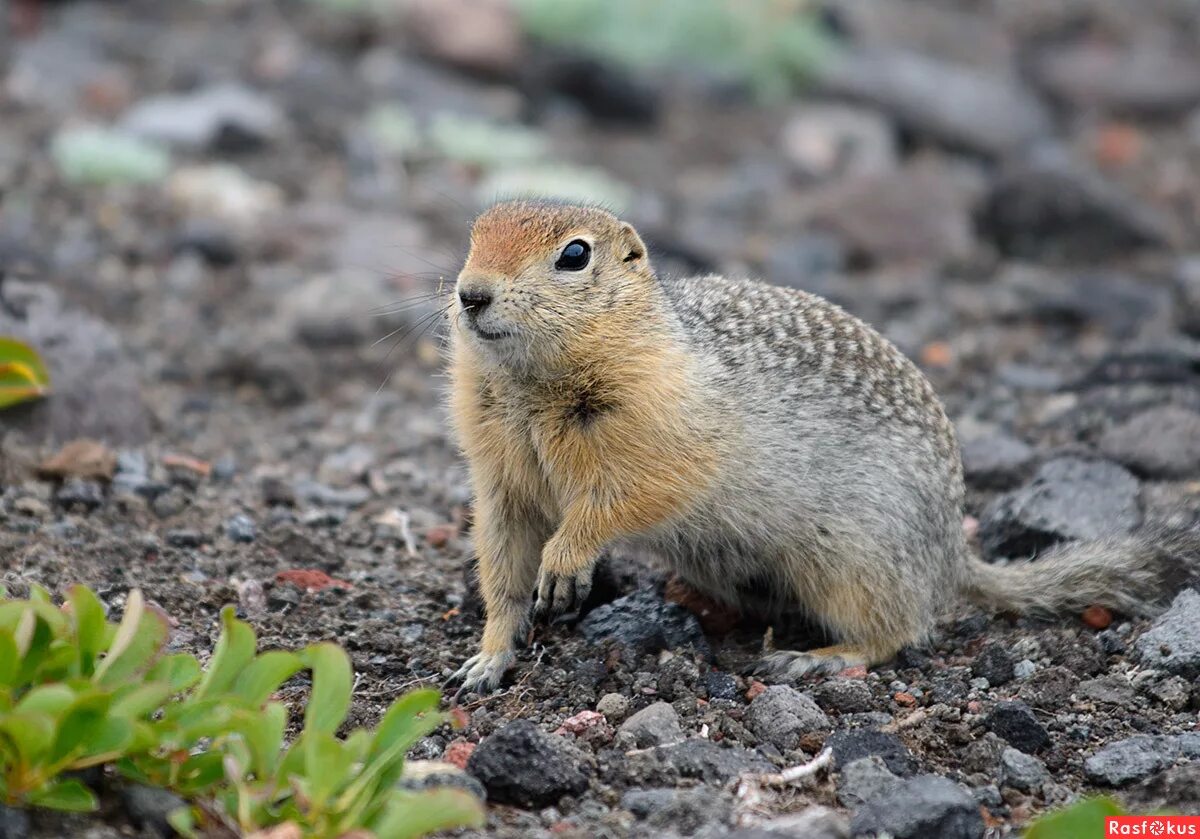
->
618, 222, 647, 265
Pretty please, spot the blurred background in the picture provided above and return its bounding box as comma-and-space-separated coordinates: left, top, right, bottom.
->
3, 1, 1200, 835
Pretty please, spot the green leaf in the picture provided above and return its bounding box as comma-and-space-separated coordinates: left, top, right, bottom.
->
300, 643, 352, 735
235, 701, 287, 780
94, 591, 169, 687
49, 691, 111, 764
144, 653, 202, 693
1025, 797, 1127, 839
370, 788, 484, 839
16, 684, 77, 715
110, 682, 172, 720
303, 730, 354, 811
167, 805, 198, 839
0, 634, 18, 687
73, 716, 135, 768
0, 337, 51, 409
0, 712, 55, 764
369, 688, 442, 760
67, 585, 108, 675
232, 650, 303, 706
193, 607, 256, 700
27, 778, 97, 812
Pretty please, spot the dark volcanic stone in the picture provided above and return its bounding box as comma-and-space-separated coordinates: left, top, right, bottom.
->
466, 720, 589, 808
704, 670, 739, 701
978, 457, 1141, 559
850, 775, 984, 839
986, 701, 1049, 753
827, 729, 919, 776
971, 644, 1015, 687
579, 589, 711, 659
55, 478, 104, 511
979, 152, 1172, 262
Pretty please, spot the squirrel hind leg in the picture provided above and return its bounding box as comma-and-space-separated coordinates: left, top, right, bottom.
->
754, 643, 882, 681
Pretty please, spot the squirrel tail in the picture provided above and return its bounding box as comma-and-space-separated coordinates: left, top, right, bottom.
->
960, 525, 1200, 618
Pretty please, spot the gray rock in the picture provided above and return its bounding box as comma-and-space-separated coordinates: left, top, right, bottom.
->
781, 104, 897, 180
0, 282, 148, 445
56, 478, 104, 511
578, 589, 710, 659
653, 738, 774, 784
465, 720, 589, 808
1032, 40, 1200, 117
807, 163, 976, 267
816, 47, 1051, 158
224, 513, 257, 543
1146, 676, 1192, 711
757, 806, 849, 839
621, 787, 732, 835
812, 678, 876, 714
120, 82, 287, 150
121, 784, 188, 837
961, 434, 1035, 490
999, 747, 1049, 792
618, 701, 684, 748
1078, 674, 1137, 706
979, 152, 1173, 262
971, 644, 1015, 687
986, 701, 1049, 753
745, 686, 830, 751
850, 775, 984, 839
1135, 589, 1200, 677
596, 692, 630, 721
837, 755, 904, 807
979, 457, 1141, 559
1099, 407, 1200, 479
0, 803, 30, 839
1085, 735, 1174, 787
827, 729, 919, 776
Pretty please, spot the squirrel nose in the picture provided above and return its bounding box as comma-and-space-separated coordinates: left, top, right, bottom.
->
458, 288, 493, 316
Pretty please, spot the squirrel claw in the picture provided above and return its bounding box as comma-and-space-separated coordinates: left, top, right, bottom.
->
534, 567, 593, 622
447, 650, 514, 698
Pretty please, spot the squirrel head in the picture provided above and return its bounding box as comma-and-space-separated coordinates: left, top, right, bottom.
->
454, 200, 654, 372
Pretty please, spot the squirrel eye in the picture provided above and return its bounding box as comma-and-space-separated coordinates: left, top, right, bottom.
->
555, 239, 591, 271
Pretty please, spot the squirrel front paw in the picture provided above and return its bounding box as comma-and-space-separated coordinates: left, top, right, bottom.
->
448, 649, 515, 697
533, 565, 594, 623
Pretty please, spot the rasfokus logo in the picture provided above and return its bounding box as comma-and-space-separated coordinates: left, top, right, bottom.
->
1107, 817, 1200, 836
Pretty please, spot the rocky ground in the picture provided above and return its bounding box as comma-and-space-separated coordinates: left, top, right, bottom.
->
2, 0, 1200, 837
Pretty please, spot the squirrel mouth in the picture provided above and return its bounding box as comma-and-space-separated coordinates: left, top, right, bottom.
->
470, 324, 511, 341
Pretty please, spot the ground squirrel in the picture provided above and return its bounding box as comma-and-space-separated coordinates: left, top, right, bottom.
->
447, 199, 1199, 693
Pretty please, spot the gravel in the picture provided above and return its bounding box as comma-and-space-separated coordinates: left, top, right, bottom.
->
986, 701, 1050, 753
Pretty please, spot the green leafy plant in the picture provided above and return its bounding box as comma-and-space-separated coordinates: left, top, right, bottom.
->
515, 0, 833, 100
0, 337, 50, 409
0, 584, 483, 838
1024, 797, 1126, 839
